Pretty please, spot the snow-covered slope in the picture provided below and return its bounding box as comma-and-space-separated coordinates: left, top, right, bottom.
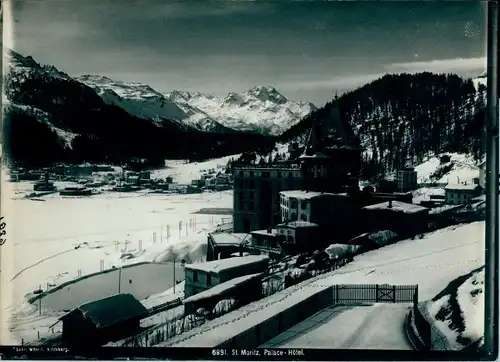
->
4, 50, 79, 148
166, 85, 317, 135
151, 154, 240, 184
76, 75, 231, 132
414, 153, 481, 184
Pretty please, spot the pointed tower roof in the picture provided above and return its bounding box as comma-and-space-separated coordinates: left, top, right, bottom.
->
299, 118, 330, 160
322, 100, 362, 149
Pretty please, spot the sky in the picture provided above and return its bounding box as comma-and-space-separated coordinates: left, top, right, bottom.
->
8, 0, 487, 106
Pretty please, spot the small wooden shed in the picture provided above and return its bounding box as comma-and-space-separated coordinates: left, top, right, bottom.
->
60, 293, 148, 347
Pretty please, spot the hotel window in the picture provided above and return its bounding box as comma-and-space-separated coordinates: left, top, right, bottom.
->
300, 213, 307, 221
301, 201, 307, 210
207, 274, 212, 286
250, 171, 254, 177
193, 271, 198, 282
249, 180, 255, 189
290, 199, 298, 209
291, 212, 297, 221
249, 201, 255, 210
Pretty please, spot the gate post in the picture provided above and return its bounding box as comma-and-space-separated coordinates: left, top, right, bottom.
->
393, 285, 396, 303
375, 284, 379, 302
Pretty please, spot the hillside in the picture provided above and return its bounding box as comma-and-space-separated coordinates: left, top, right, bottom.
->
2, 50, 274, 167
236, 72, 486, 181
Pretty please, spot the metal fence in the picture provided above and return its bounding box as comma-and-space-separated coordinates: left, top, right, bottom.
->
333, 284, 418, 304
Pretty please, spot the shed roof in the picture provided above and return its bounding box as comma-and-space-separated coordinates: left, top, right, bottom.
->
363, 200, 429, 214
444, 184, 482, 191
250, 229, 278, 237
183, 273, 264, 304
280, 190, 324, 200
276, 221, 318, 229
62, 293, 148, 329
185, 255, 269, 274
209, 232, 249, 245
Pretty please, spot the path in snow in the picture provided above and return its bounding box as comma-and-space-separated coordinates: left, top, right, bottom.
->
262, 304, 411, 349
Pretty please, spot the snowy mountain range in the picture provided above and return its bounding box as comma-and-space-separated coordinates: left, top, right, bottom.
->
3, 50, 275, 165
77, 75, 316, 135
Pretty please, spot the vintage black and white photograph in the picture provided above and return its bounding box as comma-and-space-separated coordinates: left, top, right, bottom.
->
0, 0, 491, 358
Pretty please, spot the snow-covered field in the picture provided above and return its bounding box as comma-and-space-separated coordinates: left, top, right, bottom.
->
1, 159, 234, 344
160, 221, 484, 347
415, 153, 481, 185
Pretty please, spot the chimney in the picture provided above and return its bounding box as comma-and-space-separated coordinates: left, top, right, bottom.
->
388, 200, 393, 208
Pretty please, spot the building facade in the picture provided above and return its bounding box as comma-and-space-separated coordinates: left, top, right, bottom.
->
232, 163, 304, 232
444, 184, 483, 205
276, 221, 319, 254
362, 200, 429, 238
183, 255, 269, 298
397, 168, 418, 192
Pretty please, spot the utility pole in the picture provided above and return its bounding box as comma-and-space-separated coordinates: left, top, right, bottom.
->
118, 266, 122, 293
173, 258, 176, 294
485, 2, 499, 356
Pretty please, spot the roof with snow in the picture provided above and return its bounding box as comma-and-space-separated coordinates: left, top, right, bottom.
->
209, 232, 249, 245
61, 293, 148, 329
185, 255, 269, 274
250, 229, 278, 237
277, 221, 318, 229
363, 201, 429, 214
444, 184, 482, 191
280, 190, 324, 200
183, 273, 264, 304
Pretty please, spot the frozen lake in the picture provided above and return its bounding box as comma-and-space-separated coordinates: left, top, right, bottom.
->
39, 262, 185, 311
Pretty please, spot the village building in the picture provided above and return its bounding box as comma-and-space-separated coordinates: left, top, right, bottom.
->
362, 200, 429, 238
397, 167, 418, 192
183, 255, 269, 298
444, 184, 483, 205
183, 273, 264, 316
59, 293, 148, 347
206, 232, 250, 261
276, 221, 319, 254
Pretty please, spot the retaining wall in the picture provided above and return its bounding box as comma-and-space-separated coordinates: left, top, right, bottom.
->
216, 286, 334, 349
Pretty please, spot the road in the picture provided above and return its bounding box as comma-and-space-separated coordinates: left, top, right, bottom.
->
260, 303, 412, 349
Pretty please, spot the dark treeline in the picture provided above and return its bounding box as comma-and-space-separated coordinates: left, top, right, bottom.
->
3, 70, 274, 168
281, 72, 486, 180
